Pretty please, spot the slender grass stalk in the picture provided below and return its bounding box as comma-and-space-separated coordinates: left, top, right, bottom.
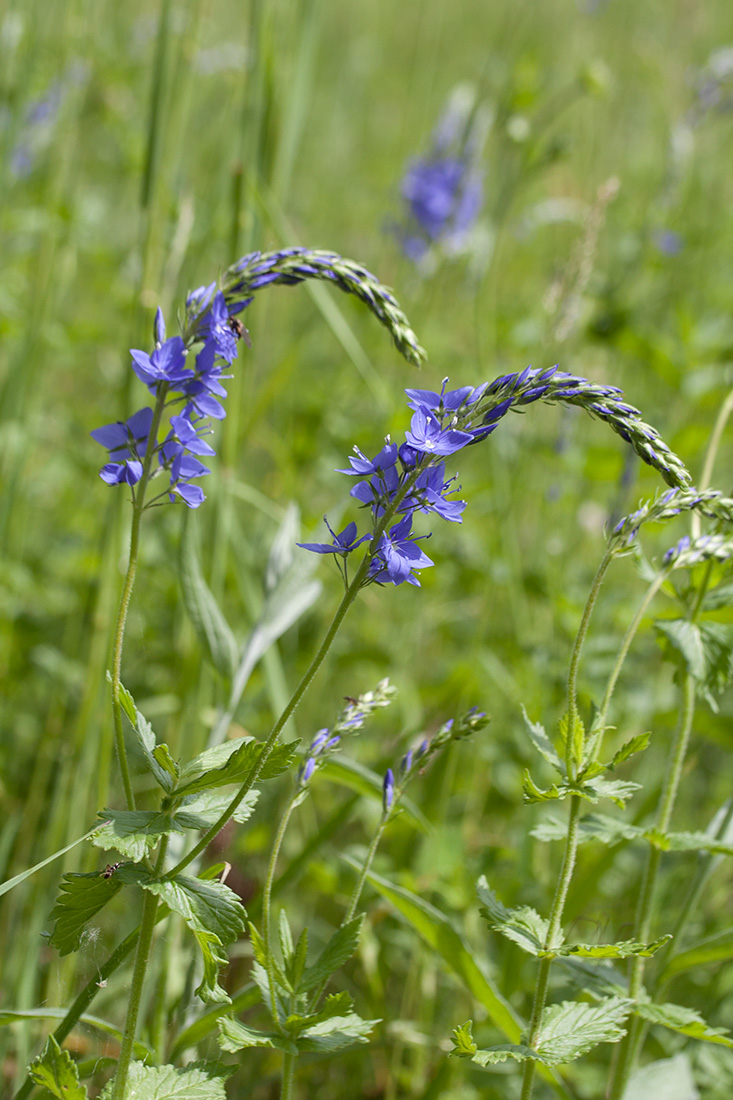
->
263, 798, 299, 1021
607, 672, 696, 1099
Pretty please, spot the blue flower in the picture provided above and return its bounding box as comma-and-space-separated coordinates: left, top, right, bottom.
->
91, 407, 154, 486
130, 334, 192, 391
369, 515, 434, 587
404, 407, 474, 457
382, 768, 395, 813
297, 519, 371, 557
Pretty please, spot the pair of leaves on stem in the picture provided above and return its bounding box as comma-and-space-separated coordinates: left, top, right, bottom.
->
50, 683, 298, 1004
459, 879, 733, 1069
521, 708, 649, 808
219, 909, 378, 1056
49, 863, 247, 1005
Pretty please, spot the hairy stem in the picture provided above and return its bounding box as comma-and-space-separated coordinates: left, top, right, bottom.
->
263, 798, 299, 1023
521, 795, 583, 1100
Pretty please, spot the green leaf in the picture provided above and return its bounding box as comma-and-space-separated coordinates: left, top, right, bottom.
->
535, 996, 631, 1064
179, 513, 239, 683
646, 829, 733, 856
174, 788, 260, 829
218, 1016, 297, 1055
296, 1010, 378, 1052
558, 712, 585, 774
450, 1020, 478, 1057
300, 915, 364, 992
523, 770, 564, 804
290, 928, 309, 990
608, 732, 651, 770
477, 877, 548, 955
522, 708, 564, 773
581, 776, 641, 808
285, 991, 354, 1033
117, 682, 178, 793
92, 811, 181, 861
100, 1060, 229, 1099
143, 875, 247, 1004
703, 580, 733, 611
278, 907, 294, 966
357, 863, 522, 1043
543, 935, 671, 959
48, 871, 123, 956
174, 738, 298, 798
532, 812, 643, 846
656, 619, 733, 710
635, 1001, 733, 1048
29, 1035, 88, 1099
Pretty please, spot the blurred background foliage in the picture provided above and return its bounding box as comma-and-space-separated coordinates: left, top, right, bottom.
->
1, 0, 733, 1096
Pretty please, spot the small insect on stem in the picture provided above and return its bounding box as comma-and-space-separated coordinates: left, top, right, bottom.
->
227, 316, 251, 347
101, 862, 122, 879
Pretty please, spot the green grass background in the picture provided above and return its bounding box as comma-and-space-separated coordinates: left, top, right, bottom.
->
1, 1, 733, 1096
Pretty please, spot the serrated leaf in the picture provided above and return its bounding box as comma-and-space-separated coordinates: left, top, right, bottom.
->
290, 927, 309, 989
608, 732, 651, 770
460, 1043, 550, 1067
179, 513, 239, 683
557, 956, 627, 998
117, 682, 178, 793
278, 908, 294, 966
92, 811, 181, 861
450, 1020, 478, 1057
645, 830, 733, 856
559, 712, 585, 773
175, 788, 260, 828
523, 770, 564, 804
656, 620, 733, 712
635, 1001, 733, 1048
357, 863, 522, 1043
581, 776, 641, 808
100, 1059, 229, 1099
143, 875, 246, 1004
522, 708, 564, 773
535, 996, 630, 1064
285, 991, 354, 1034
543, 935, 671, 959
300, 915, 364, 992
175, 738, 298, 798
532, 812, 643, 846
218, 1016, 297, 1055
656, 620, 705, 679
29, 1035, 88, 1099
703, 581, 733, 611
248, 921, 267, 967
48, 872, 123, 956
477, 878, 548, 955
296, 1011, 378, 1052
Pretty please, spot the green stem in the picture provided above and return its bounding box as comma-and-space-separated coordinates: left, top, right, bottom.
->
167, 463, 425, 881
691, 387, 733, 539
281, 1052, 296, 1100
565, 550, 613, 776
588, 570, 669, 762
607, 671, 696, 1099
263, 798, 299, 1023
112, 837, 169, 1100
110, 388, 169, 810
521, 795, 583, 1100
167, 552, 372, 880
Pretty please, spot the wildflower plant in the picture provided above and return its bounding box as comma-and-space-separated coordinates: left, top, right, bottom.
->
8, 236, 733, 1100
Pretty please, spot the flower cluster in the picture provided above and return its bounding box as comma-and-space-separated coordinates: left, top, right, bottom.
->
91, 295, 249, 508
392, 84, 489, 264
299, 380, 493, 587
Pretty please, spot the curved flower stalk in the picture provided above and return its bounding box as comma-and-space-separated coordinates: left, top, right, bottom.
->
299, 370, 692, 595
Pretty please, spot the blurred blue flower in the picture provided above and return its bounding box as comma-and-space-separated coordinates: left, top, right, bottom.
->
392, 85, 488, 263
